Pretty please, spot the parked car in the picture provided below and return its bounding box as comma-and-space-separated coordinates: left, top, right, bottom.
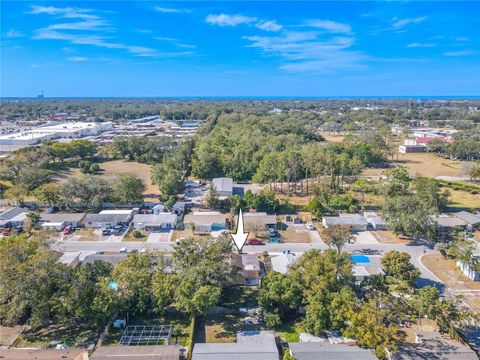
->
119, 247, 127, 253
129, 249, 138, 254
63, 226, 73, 235
246, 238, 265, 245
306, 223, 315, 230
102, 229, 111, 236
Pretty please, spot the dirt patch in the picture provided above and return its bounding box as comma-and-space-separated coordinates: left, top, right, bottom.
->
421, 253, 480, 290
319, 132, 345, 143
372, 231, 412, 244
279, 229, 311, 243
363, 153, 464, 178
67, 228, 100, 241
0, 326, 23, 346
53, 160, 158, 200
474, 231, 480, 243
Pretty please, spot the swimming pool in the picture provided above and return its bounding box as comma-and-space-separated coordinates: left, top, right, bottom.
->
350, 255, 370, 264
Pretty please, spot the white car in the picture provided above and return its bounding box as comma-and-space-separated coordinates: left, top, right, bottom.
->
306, 223, 315, 230
119, 247, 127, 253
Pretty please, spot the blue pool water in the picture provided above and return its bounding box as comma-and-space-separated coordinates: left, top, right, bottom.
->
350, 255, 370, 264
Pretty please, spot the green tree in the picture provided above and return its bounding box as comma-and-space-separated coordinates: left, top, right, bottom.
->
60, 175, 113, 209
344, 296, 398, 359
205, 185, 219, 209
381, 251, 421, 285
112, 254, 153, 314
0, 233, 70, 327
320, 225, 352, 254
258, 272, 302, 324
34, 183, 61, 205
113, 175, 146, 203
382, 166, 411, 197
383, 195, 437, 240
413, 177, 450, 213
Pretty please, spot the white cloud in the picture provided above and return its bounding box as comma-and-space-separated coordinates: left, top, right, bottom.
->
154, 36, 180, 42
392, 16, 427, 29
155, 7, 188, 14
206, 13, 257, 27
303, 20, 352, 35
443, 51, 473, 57
256, 20, 283, 32
6, 29, 24, 38
46, 19, 111, 31
33, 29, 160, 57
29, 5, 99, 20
136, 29, 153, 33
243, 31, 367, 73
67, 56, 88, 61
407, 42, 436, 48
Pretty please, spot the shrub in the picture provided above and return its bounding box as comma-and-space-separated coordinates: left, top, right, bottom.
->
131, 230, 143, 238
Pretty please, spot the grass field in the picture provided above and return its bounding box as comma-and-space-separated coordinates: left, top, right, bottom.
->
53, 159, 158, 200
363, 153, 464, 178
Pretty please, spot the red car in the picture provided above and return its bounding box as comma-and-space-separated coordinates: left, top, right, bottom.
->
63, 226, 73, 235
246, 238, 265, 245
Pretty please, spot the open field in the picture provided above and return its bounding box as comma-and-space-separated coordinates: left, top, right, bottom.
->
447, 189, 480, 211
53, 159, 158, 200
421, 253, 480, 291
363, 153, 464, 178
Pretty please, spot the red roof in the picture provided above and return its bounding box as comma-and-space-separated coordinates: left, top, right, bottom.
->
416, 137, 451, 144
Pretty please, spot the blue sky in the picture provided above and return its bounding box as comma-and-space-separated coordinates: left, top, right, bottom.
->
1, 1, 479, 97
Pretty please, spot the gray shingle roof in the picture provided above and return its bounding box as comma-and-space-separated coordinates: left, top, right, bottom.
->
84, 213, 131, 224
91, 345, 181, 360
289, 342, 377, 360
133, 213, 177, 225
323, 214, 368, 227
393, 331, 477, 360
454, 211, 480, 225
40, 212, 86, 223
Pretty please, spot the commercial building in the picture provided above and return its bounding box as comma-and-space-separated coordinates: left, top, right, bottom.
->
0, 121, 113, 152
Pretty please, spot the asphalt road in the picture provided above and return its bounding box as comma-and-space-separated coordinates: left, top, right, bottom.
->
55, 238, 440, 287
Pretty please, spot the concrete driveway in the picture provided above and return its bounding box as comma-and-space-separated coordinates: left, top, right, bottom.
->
147, 231, 173, 243
353, 231, 379, 245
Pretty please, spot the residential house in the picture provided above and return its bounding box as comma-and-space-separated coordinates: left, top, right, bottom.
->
288, 342, 377, 360
192, 330, 279, 360
212, 177, 233, 197
0, 207, 28, 227
0, 348, 87, 360
82, 253, 128, 267
91, 345, 181, 360
322, 214, 368, 232
132, 213, 177, 231
453, 211, 480, 231
40, 212, 86, 231
270, 252, 301, 274
230, 253, 261, 285
350, 255, 384, 282
83, 209, 135, 228
58, 252, 81, 269
364, 212, 387, 230
398, 144, 427, 154
184, 211, 229, 232
431, 215, 467, 240
456, 256, 480, 281
241, 212, 277, 232
392, 329, 477, 360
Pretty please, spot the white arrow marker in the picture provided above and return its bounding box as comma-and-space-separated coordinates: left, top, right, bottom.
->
231, 209, 249, 252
